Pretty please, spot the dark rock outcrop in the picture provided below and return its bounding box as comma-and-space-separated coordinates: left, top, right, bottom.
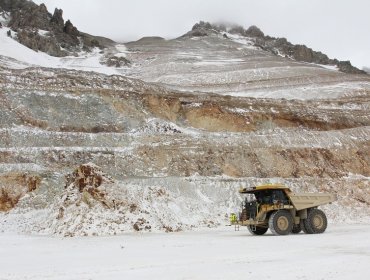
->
0, 0, 114, 56
8, 3, 50, 31
192, 21, 213, 31
229, 25, 264, 38
17, 29, 67, 57
181, 21, 366, 75
103, 56, 131, 68
228, 25, 245, 35
183, 21, 220, 37
7, 2, 81, 53
210, 22, 366, 75
50, 8, 64, 32
245, 25, 264, 38
336, 61, 365, 74
63, 19, 79, 36
256, 35, 366, 74
0, 0, 36, 14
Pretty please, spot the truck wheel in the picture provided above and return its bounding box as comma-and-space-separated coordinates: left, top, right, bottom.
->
291, 224, 302, 234
301, 219, 314, 234
268, 210, 293, 235
247, 225, 268, 235
306, 209, 328, 234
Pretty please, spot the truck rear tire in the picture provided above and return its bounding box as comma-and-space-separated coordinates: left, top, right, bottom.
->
268, 210, 293, 235
247, 225, 268, 235
301, 219, 314, 234
291, 223, 302, 234
306, 209, 327, 234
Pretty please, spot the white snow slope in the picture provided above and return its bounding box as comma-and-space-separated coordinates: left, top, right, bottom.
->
2, 27, 370, 100
0, 224, 369, 280
0, 28, 118, 75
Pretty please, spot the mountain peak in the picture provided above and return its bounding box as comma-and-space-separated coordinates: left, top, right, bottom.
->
192, 21, 214, 31
0, 0, 114, 57
187, 21, 265, 38
182, 21, 220, 37
182, 20, 365, 75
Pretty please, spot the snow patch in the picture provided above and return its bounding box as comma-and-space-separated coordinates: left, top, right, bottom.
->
318, 64, 340, 71
225, 33, 259, 50
226, 107, 253, 114
38, 29, 50, 36
0, 28, 118, 75
130, 118, 200, 135
114, 44, 128, 58
0, 11, 10, 25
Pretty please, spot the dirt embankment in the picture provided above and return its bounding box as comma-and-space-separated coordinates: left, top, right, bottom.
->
1, 67, 369, 134
135, 145, 370, 178
0, 173, 41, 211
143, 94, 369, 132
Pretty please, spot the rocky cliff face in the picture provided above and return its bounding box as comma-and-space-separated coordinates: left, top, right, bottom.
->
0, 0, 113, 56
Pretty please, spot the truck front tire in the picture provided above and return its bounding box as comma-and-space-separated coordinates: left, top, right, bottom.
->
247, 225, 268, 235
268, 210, 293, 235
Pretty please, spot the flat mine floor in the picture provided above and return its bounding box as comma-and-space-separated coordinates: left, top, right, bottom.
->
1, 224, 369, 280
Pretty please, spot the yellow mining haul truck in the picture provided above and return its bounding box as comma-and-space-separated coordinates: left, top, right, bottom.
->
231, 184, 336, 235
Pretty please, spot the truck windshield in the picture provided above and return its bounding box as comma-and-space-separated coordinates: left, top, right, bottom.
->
254, 190, 289, 204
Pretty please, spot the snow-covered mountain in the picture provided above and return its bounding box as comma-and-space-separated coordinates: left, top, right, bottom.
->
0, 1, 369, 236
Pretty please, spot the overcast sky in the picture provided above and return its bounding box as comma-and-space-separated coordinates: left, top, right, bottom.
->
34, 0, 370, 69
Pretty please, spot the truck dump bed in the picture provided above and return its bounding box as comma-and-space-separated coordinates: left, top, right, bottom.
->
289, 193, 336, 211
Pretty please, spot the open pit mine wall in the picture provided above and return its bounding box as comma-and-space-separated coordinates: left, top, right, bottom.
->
0, 87, 369, 179
0, 67, 369, 220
